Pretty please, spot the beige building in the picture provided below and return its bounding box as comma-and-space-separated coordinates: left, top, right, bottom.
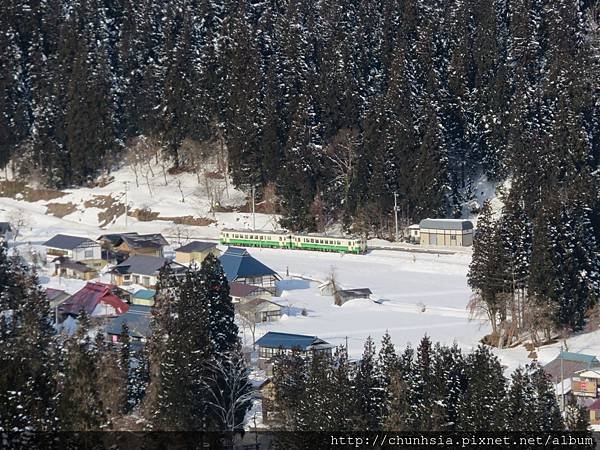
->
174, 241, 221, 264
418, 218, 474, 247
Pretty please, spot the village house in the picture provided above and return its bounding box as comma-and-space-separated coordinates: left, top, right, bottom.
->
98, 232, 168, 258
53, 257, 98, 280
43, 234, 104, 267
174, 241, 221, 265
131, 289, 156, 306
229, 281, 272, 303
544, 352, 600, 385
418, 218, 474, 247
58, 282, 129, 319
236, 298, 283, 323
111, 254, 186, 288
220, 247, 280, 294
255, 331, 333, 374
105, 305, 151, 347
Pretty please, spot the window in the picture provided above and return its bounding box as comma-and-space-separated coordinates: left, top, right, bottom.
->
124, 275, 131, 281
133, 275, 140, 284
84, 249, 94, 259
142, 276, 151, 286
450, 235, 456, 241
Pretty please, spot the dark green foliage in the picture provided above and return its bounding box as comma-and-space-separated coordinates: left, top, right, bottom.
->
271, 335, 566, 432
1, 0, 595, 242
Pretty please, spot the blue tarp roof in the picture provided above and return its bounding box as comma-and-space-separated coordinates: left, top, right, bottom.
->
255, 331, 330, 351
219, 247, 278, 281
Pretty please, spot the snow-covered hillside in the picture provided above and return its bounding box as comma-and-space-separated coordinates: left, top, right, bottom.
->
0, 165, 280, 243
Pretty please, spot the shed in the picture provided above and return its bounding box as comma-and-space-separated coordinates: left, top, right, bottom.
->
174, 241, 220, 265
105, 305, 151, 343
335, 288, 372, 306
407, 224, 420, 242
58, 282, 129, 318
219, 247, 280, 294
418, 218, 474, 247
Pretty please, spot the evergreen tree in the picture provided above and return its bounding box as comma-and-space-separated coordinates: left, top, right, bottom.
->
456, 345, 506, 431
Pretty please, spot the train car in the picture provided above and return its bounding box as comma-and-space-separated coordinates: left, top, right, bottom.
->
291, 234, 367, 254
219, 229, 367, 254
220, 229, 291, 249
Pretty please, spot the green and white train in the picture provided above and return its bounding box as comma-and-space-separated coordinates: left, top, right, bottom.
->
219, 229, 367, 254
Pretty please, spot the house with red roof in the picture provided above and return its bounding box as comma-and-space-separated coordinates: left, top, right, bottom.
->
58, 282, 129, 318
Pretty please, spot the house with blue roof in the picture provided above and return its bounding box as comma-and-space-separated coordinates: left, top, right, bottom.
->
132, 289, 156, 306
219, 247, 280, 294
544, 351, 600, 383
255, 331, 333, 373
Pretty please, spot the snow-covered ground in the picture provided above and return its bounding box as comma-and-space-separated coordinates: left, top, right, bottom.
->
0, 166, 590, 375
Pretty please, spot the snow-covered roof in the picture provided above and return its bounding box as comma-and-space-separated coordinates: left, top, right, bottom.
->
419, 218, 474, 231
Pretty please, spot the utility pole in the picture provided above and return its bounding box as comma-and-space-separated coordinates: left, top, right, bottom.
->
560, 345, 565, 412
251, 185, 256, 231
123, 181, 130, 227
393, 192, 399, 242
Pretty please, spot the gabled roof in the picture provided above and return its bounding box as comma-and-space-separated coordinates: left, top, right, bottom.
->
120, 233, 168, 249
241, 298, 282, 310
45, 288, 69, 302
43, 234, 97, 250
255, 331, 331, 351
229, 281, 263, 298
543, 352, 600, 381
113, 255, 184, 276
97, 232, 138, 246
419, 218, 474, 230
58, 282, 129, 316
175, 241, 217, 253
559, 352, 600, 364
105, 305, 151, 338
219, 247, 278, 281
